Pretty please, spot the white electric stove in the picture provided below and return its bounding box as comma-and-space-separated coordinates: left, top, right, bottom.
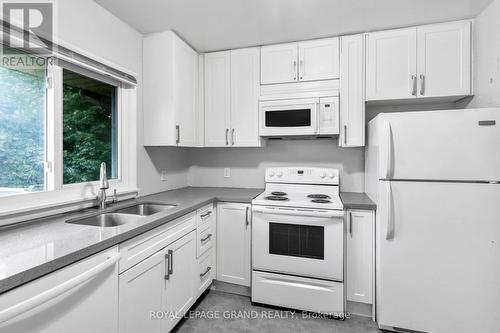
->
251, 167, 345, 317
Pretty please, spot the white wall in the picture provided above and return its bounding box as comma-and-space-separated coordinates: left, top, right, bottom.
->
468, 0, 500, 108
187, 140, 365, 192
56, 0, 189, 196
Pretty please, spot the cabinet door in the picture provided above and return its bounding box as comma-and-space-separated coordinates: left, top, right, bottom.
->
260, 43, 298, 84
346, 210, 374, 304
119, 249, 167, 333
230, 47, 261, 147
366, 28, 417, 101
216, 203, 251, 286
204, 51, 231, 147
174, 37, 199, 146
340, 34, 365, 147
416, 21, 471, 98
164, 231, 197, 332
298, 38, 340, 81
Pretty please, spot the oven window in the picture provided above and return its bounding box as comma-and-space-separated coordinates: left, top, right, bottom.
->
269, 223, 324, 260
265, 109, 311, 127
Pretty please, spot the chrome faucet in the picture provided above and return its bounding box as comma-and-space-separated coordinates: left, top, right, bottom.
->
97, 162, 110, 209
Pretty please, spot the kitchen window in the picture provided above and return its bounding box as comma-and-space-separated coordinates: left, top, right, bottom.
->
0, 54, 47, 197
0, 49, 137, 224
62, 68, 118, 185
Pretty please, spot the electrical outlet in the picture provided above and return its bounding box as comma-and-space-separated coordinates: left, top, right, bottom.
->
160, 170, 168, 181
224, 168, 231, 178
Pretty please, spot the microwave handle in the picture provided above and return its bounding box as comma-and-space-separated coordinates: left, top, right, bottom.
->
253, 206, 344, 219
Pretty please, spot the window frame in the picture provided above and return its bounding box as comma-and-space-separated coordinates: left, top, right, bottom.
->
0, 57, 138, 225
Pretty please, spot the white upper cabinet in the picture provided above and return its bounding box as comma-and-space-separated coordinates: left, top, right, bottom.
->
143, 31, 200, 146
204, 51, 231, 147
417, 21, 471, 98
230, 48, 261, 147
205, 47, 261, 147
298, 38, 340, 81
260, 43, 298, 84
340, 34, 365, 147
261, 38, 340, 85
366, 20, 472, 101
366, 27, 417, 101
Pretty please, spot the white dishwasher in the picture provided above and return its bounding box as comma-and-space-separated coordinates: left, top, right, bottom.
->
0, 247, 120, 333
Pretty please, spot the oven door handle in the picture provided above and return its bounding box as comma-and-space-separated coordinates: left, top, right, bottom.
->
252, 207, 344, 219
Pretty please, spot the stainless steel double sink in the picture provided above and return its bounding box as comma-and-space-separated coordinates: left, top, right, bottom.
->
66, 203, 176, 227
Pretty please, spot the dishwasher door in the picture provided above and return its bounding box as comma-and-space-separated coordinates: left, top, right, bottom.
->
0, 247, 120, 333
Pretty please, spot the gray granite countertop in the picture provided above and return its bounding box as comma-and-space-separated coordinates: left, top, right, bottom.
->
0, 187, 263, 294
340, 192, 376, 210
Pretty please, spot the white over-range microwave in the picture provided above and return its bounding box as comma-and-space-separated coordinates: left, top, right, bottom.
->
259, 96, 339, 137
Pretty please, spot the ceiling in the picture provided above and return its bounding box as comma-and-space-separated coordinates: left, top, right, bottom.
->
95, 0, 493, 52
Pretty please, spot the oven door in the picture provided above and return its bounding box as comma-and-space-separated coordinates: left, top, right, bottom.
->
252, 206, 344, 281
259, 98, 318, 136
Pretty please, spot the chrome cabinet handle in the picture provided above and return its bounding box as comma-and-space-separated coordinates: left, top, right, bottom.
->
225, 128, 229, 145
201, 233, 212, 243
200, 266, 212, 279
245, 206, 250, 228
293, 60, 297, 80
164, 253, 170, 280
200, 211, 212, 219
344, 125, 347, 145
175, 125, 180, 144
419, 74, 425, 96
299, 59, 303, 80
349, 211, 353, 237
231, 129, 235, 146
411, 75, 417, 96
168, 249, 173, 275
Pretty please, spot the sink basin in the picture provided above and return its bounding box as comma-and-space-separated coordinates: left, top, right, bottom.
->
67, 213, 142, 227
114, 203, 176, 216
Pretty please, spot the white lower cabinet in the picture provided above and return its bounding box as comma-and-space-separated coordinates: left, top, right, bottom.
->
346, 210, 374, 304
119, 248, 167, 333
163, 231, 197, 332
0, 247, 120, 333
118, 215, 199, 333
216, 203, 251, 286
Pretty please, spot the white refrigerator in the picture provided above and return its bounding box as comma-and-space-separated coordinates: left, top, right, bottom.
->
365, 108, 500, 333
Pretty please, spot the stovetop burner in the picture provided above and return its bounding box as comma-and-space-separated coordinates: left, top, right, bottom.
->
270, 191, 287, 196
265, 195, 289, 201
311, 199, 332, 204
307, 194, 331, 199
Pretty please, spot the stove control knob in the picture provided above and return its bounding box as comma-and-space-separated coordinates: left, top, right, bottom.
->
277, 171, 283, 177
269, 171, 275, 177
320, 172, 326, 179
329, 173, 335, 179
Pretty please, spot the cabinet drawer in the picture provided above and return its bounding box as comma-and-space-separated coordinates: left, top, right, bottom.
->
197, 222, 214, 258
197, 204, 214, 228
119, 212, 196, 273
197, 248, 214, 297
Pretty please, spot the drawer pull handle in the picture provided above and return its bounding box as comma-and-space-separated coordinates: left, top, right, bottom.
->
200, 211, 212, 219
201, 233, 212, 243
200, 266, 212, 279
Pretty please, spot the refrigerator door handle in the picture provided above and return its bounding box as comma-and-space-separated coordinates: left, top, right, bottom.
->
383, 121, 393, 179
386, 181, 395, 240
